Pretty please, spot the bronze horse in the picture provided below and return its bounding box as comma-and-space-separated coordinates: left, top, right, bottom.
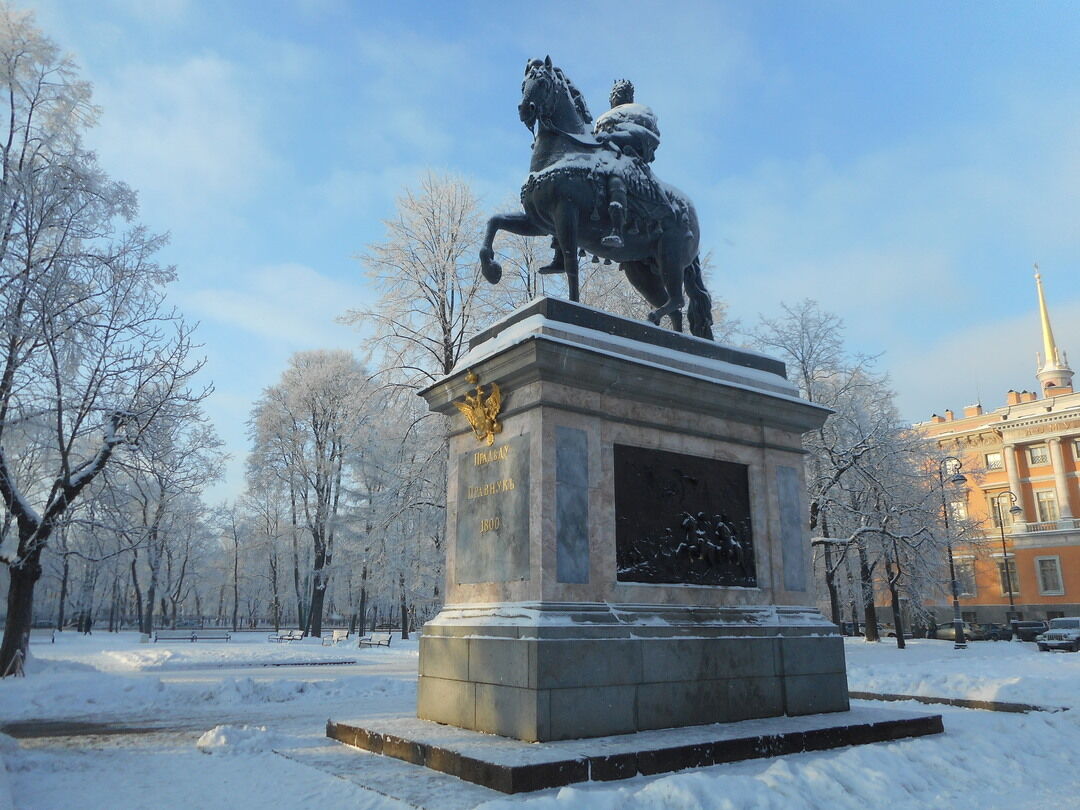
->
478, 57, 713, 339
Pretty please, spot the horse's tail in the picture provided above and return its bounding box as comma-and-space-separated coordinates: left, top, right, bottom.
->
684, 256, 714, 340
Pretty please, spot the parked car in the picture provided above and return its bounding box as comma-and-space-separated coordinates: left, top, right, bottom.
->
1013, 621, 1049, 642
1036, 618, 1080, 652
929, 621, 990, 641
976, 623, 1013, 641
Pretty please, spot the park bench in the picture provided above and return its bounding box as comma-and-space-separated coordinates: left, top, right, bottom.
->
29, 628, 55, 643
193, 630, 231, 642
268, 629, 305, 643
358, 631, 393, 648
155, 630, 196, 642
323, 629, 350, 646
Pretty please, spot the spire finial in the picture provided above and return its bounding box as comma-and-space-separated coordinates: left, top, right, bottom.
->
1035, 267, 1057, 371
1033, 267, 1073, 393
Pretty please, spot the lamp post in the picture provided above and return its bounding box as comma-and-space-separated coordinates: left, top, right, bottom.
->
938, 457, 969, 649
993, 490, 1024, 640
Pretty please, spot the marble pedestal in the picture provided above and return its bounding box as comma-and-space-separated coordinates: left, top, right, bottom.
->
416, 298, 846, 742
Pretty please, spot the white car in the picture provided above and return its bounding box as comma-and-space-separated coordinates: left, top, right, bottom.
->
1036, 618, 1080, 652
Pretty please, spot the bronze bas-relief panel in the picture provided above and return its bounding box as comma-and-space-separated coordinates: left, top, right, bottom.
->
614, 444, 755, 587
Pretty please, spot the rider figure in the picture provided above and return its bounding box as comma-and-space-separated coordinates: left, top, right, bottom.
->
539, 79, 661, 273
593, 79, 660, 249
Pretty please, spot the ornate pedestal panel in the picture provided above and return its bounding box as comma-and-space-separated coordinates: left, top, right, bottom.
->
416, 297, 848, 742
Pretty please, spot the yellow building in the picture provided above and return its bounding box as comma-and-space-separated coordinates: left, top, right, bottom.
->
917, 272, 1080, 623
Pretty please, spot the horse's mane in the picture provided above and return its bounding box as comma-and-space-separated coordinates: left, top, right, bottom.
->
553, 66, 592, 124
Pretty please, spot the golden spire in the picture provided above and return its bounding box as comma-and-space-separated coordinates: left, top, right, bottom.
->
1035, 263, 1060, 369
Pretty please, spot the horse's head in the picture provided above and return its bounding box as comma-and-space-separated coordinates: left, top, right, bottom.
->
519, 56, 592, 136
519, 55, 557, 133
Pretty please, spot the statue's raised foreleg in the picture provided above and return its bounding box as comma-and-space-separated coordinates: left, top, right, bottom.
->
479, 212, 547, 284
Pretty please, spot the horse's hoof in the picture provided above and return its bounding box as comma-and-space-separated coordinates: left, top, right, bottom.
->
481, 259, 502, 284
647, 310, 662, 325
538, 263, 564, 275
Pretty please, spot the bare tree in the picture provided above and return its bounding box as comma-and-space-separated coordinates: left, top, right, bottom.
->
342, 171, 486, 388
249, 350, 371, 637
748, 300, 943, 645
0, 8, 207, 674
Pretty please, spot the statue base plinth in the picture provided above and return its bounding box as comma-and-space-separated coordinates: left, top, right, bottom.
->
417, 601, 847, 741
412, 298, 846, 742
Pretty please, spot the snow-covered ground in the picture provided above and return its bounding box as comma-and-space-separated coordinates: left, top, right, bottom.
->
2, 633, 1080, 809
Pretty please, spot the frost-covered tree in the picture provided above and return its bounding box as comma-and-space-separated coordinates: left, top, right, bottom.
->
103, 404, 223, 635
342, 171, 486, 388
0, 7, 206, 675
748, 300, 945, 645
249, 350, 371, 637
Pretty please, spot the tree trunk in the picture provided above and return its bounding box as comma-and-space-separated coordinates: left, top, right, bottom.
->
290, 486, 305, 633
399, 571, 409, 640
882, 556, 906, 649
108, 575, 118, 633
269, 550, 281, 632
57, 554, 70, 632
0, 546, 43, 676
819, 516, 842, 626
308, 543, 329, 638
857, 543, 879, 642
216, 584, 226, 627
231, 534, 240, 633
144, 583, 157, 636
130, 559, 144, 636
889, 583, 905, 649
357, 565, 368, 637
822, 544, 841, 627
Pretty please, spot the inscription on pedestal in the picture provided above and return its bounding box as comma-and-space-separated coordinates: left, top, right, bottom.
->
456, 434, 530, 584
614, 444, 755, 586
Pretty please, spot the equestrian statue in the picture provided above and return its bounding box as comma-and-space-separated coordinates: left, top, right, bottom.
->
478, 56, 714, 340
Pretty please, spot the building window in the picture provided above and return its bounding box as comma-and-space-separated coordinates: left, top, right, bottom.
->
984, 451, 1003, 470
997, 558, 1019, 596
988, 494, 1016, 528
1036, 556, 1064, 596
956, 558, 977, 597
1028, 444, 1049, 465
1036, 490, 1059, 523
948, 501, 968, 523
1073, 439, 1080, 460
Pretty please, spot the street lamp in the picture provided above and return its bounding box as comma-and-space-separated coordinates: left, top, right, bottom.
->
938, 457, 969, 649
993, 490, 1024, 640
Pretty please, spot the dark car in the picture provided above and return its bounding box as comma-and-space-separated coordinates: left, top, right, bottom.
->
1013, 621, 1049, 642
977, 623, 1013, 641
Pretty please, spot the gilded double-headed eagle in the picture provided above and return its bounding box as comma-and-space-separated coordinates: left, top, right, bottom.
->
454, 370, 503, 445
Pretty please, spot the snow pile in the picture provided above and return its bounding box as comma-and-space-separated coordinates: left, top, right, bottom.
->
0, 668, 412, 722
844, 637, 1080, 708
0, 733, 17, 810
196, 724, 290, 755
29, 631, 373, 673
474, 709, 1080, 810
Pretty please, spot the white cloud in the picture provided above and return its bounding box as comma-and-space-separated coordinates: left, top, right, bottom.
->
890, 297, 1080, 423
88, 54, 276, 226
179, 262, 370, 349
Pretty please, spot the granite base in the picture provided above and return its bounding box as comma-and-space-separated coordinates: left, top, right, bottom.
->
326, 706, 944, 794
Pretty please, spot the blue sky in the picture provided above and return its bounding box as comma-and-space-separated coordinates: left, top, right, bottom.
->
23, 0, 1080, 500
